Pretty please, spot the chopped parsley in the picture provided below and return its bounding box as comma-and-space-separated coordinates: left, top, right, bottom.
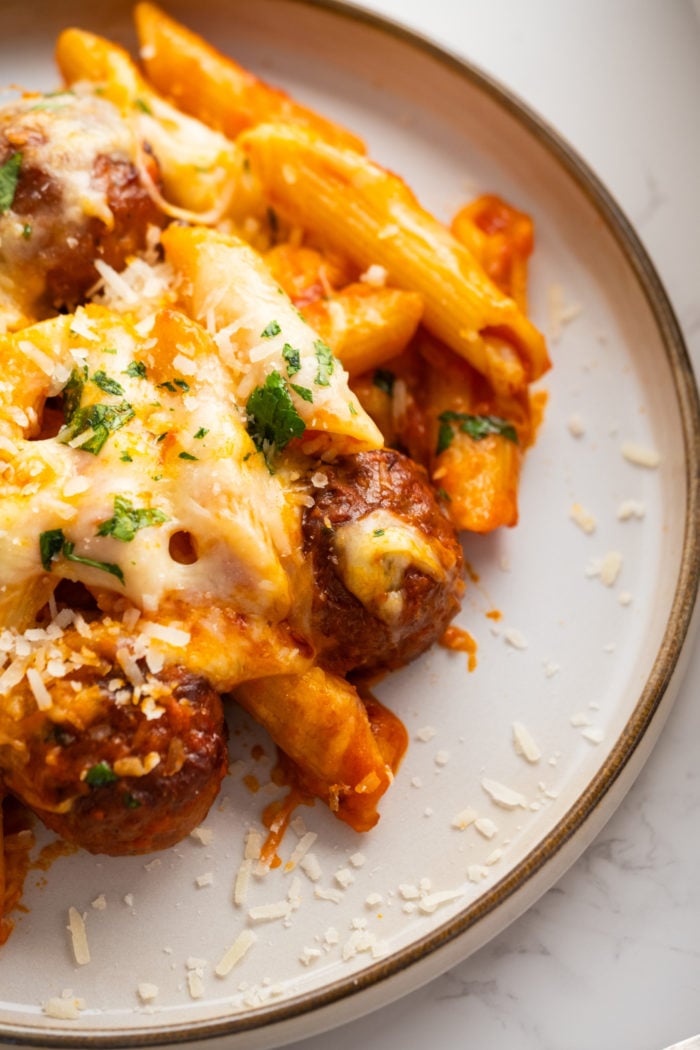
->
39, 528, 66, 572
373, 528, 386, 537
193, 427, 209, 439
313, 340, 335, 386
59, 366, 134, 454
61, 366, 87, 423
373, 368, 395, 396
282, 342, 301, 376
261, 319, 281, 339
92, 370, 125, 397
123, 791, 141, 809
124, 360, 147, 378
0, 152, 22, 212
96, 495, 169, 542
173, 378, 190, 392
246, 370, 305, 457
156, 431, 169, 443
39, 528, 125, 584
134, 97, 153, 115
59, 401, 135, 455
436, 411, 518, 455
290, 383, 313, 403
120, 451, 133, 462
85, 762, 118, 787
157, 380, 177, 393
21, 223, 32, 240
178, 451, 198, 461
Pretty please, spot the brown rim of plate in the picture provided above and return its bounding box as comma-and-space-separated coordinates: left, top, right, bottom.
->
8, 0, 700, 1046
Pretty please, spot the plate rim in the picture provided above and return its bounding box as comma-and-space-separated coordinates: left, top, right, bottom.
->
3, 0, 699, 1045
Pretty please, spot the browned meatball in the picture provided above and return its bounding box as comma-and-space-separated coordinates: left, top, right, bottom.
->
0, 92, 163, 321
303, 449, 464, 674
3, 666, 228, 856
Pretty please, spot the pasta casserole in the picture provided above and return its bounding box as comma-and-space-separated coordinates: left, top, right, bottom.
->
0, 4, 549, 940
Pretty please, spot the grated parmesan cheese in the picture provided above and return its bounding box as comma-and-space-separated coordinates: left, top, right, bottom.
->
137, 983, 158, 1003
214, 929, 257, 977
512, 722, 542, 764
43, 996, 83, 1020
569, 502, 597, 534
67, 907, 90, 966
481, 778, 527, 810
621, 441, 661, 468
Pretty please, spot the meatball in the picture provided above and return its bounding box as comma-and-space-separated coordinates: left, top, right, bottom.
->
3, 666, 228, 856
303, 449, 464, 674
0, 92, 163, 323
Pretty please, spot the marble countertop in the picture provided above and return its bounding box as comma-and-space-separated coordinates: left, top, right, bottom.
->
281, 2, 700, 1049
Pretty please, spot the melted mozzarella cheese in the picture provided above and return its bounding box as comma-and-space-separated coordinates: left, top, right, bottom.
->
332, 509, 448, 624
161, 225, 384, 454
0, 306, 297, 629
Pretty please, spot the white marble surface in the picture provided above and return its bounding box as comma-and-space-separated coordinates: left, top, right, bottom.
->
280, 2, 700, 1049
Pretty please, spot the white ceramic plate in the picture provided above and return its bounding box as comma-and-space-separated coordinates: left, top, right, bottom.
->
0, 2, 698, 1048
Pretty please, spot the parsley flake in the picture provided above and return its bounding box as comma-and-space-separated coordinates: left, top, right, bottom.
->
39, 528, 65, 571
246, 370, 305, 457
282, 342, 301, 376
290, 383, 313, 403
59, 401, 135, 455
92, 370, 125, 397
193, 427, 209, 439
39, 529, 125, 584
0, 152, 22, 213
96, 495, 169, 542
124, 361, 147, 378
261, 319, 281, 339
436, 412, 518, 455
85, 762, 118, 787
178, 451, 198, 461
313, 339, 335, 386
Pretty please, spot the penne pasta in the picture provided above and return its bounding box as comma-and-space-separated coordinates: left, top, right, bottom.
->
239, 122, 550, 395
134, 2, 365, 153
301, 284, 424, 378
451, 194, 534, 313
161, 224, 384, 454
55, 28, 243, 221
234, 668, 407, 832
419, 337, 531, 532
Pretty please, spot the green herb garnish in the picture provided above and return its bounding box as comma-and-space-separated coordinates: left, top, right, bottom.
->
436, 412, 518, 455
290, 383, 313, 403
96, 495, 169, 542
92, 370, 125, 397
313, 339, 335, 386
246, 370, 305, 457
193, 427, 209, 439
178, 451, 198, 461
39, 528, 66, 571
85, 762, 118, 787
282, 342, 301, 376
261, 320, 281, 339
59, 401, 135, 455
0, 153, 21, 214
39, 528, 125, 584
124, 361, 147, 379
